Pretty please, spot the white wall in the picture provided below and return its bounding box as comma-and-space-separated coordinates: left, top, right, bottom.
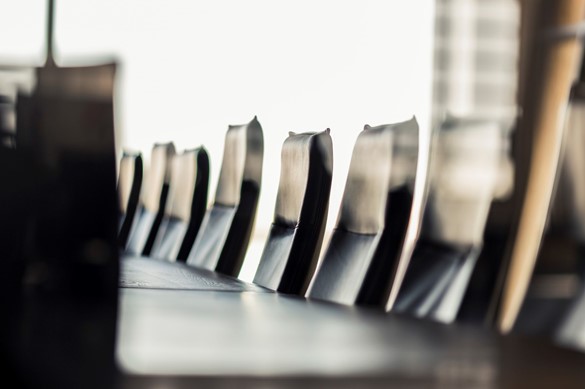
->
0, 0, 435, 281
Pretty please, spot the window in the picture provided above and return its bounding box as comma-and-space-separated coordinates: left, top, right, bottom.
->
0, 0, 434, 281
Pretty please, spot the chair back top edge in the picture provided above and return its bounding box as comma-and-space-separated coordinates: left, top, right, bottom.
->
336, 117, 419, 235
142, 142, 175, 212
273, 130, 333, 227
214, 116, 264, 207
166, 147, 208, 222
118, 152, 143, 214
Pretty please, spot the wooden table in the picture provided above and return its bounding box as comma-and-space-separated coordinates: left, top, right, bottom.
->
117, 286, 585, 388
120, 255, 267, 292
6, 258, 585, 388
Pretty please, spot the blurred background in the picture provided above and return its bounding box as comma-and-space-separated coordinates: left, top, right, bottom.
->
0, 0, 520, 282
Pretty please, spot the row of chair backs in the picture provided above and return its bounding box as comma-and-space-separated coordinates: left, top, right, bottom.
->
253, 130, 333, 294
186, 116, 264, 277
120, 119, 336, 294
301, 116, 509, 324
119, 144, 209, 262
119, 115, 510, 326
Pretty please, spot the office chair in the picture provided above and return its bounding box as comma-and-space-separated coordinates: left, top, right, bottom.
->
253, 129, 333, 294
186, 116, 263, 277
393, 117, 506, 323
125, 143, 175, 256
307, 117, 419, 306
118, 151, 143, 249
150, 147, 209, 261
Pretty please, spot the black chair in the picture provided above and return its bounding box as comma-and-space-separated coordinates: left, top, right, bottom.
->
307, 117, 419, 306
118, 151, 143, 249
186, 116, 263, 277
253, 129, 333, 294
150, 147, 209, 261
392, 117, 505, 323
125, 142, 175, 256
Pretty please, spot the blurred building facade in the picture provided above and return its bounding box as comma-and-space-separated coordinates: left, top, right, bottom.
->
432, 0, 520, 126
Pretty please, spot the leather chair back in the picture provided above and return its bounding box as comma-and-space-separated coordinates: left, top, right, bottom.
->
254, 130, 333, 294
125, 142, 175, 256
118, 151, 143, 249
393, 117, 505, 323
187, 117, 263, 277
307, 117, 419, 306
150, 147, 209, 261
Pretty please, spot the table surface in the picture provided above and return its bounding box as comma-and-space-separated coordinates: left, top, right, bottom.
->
117, 287, 585, 388
120, 255, 268, 292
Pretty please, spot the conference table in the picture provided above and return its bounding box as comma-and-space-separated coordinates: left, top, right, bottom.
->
117, 257, 585, 388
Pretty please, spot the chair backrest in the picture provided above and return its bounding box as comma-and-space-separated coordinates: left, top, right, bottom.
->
187, 116, 263, 277
307, 117, 419, 306
150, 147, 209, 261
393, 117, 505, 323
125, 142, 175, 256
253, 130, 333, 294
118, 151, 143, 249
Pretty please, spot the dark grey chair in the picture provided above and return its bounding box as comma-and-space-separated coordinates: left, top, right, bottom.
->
307, 117, 420, 306
253, 130, 333, 294
186, 116, 263, 277
118, 151, 143, 250
392, 117, 506, 323
150, 147, 209, 261
125, 142, 175, 256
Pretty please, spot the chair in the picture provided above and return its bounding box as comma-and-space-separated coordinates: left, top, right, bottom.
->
150, 147, 209, 261
118, 151, 143, 249
307, 117, 419, 306
392, 117, 506, 323
125, 142, 175, 256
186, 116, 263, 277
253, 129, 333, 294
